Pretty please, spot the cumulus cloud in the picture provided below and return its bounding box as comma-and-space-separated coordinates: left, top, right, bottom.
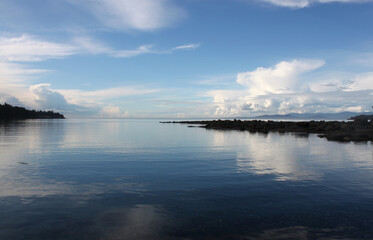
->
71, 0, 186, 31
29, 83, 73, 110
205, 59, 373, 117
237, 59, 324, 96
0, 95, 24, 106
26, 84, 150, 118
258, 0, 371, 8
100, 106, 129, 118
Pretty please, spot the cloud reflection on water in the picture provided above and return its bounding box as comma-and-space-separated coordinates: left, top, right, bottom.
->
95, 204, 168, 240
1, 120, 373, 239
210, 129, 373, 181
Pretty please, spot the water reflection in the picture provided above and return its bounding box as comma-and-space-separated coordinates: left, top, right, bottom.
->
1, 120, 373, 239
210, 130, 373, 181
95, 204, 167, 240
0, 196, 168, 240
242, 226, 350, 240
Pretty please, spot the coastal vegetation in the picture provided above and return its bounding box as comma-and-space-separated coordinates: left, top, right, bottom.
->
0, 103, 64, 120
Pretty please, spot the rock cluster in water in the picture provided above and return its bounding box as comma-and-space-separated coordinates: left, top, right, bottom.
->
161, 118, 373, 142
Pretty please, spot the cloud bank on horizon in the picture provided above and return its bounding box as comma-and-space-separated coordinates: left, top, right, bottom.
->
0, 0, 372, 118
206, 59, 373, 117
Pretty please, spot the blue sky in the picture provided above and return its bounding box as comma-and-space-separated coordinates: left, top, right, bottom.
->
0, 0, 373, 118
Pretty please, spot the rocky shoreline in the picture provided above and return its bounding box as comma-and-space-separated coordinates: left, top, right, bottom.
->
161, 119, 373, 142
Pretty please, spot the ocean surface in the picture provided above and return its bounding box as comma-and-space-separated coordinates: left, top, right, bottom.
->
0, 119, 372, 240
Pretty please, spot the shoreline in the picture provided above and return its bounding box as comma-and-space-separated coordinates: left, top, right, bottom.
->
161, 119, 373, 142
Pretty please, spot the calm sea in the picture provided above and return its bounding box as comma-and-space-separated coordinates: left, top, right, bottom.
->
0, 119, 372, 240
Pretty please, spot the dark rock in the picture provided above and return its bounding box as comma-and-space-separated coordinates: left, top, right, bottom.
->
162, 119, 373, 142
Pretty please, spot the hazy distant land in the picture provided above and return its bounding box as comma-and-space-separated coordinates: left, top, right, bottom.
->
244, 112, 373, 120
0, 103, 65, 120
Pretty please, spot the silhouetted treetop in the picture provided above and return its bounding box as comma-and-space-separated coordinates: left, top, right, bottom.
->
0, 103, 65, 120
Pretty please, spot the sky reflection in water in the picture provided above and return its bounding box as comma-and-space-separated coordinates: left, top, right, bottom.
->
0, 119, 373, 239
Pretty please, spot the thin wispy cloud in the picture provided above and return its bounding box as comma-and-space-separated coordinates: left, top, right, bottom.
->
172, 44, 200, 51
0, 0, 187, 32
258, 0, 372, 8
58, 86, 160, 102
0, 35, 77, 62
0, 35, 199, 62
75, 36, 200, 58
194, 74, 237, 86
70, 0, 186, 31
111, 45, 154, 58
0, 61, 48, 82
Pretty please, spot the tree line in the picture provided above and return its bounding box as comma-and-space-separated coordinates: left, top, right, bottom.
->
0, 103, 65, 120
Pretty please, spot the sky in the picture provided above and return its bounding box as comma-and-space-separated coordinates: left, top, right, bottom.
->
0, 0, 373, 118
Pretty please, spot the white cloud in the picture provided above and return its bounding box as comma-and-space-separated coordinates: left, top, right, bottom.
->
100, 106, 128, 118
260, 0, 310, 8
205, 59, 373, 117
74, 36, 199, 58
259, 0, 371, 8
0, 33, 192, 118
111, 45, 154, 58
0, 35, 77, 62
29, 83, 73, 110
0, 61, 47, 105
0, 95, 24, 106
0, 61, 48, 83
58, 86, 159, 105
346, 72, 373, 91
73, 37, 112, 55
25, 83, 157, 118
308, 72, 373, 92
71, 0, 186, 31
237, 59, 324, 96
172, 44, 200, 51
0, 35, 199, 65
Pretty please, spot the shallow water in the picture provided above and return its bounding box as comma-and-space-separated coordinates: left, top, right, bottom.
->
0, 119, 372, 240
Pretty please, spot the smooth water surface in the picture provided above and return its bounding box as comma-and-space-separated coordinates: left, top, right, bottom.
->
0, 119, 372, 240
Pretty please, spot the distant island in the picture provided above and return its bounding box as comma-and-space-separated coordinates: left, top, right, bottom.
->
0, 103, 65, 120
244, 112, 373, 120
161, 117, 373, 142
350, 114, 373, 121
